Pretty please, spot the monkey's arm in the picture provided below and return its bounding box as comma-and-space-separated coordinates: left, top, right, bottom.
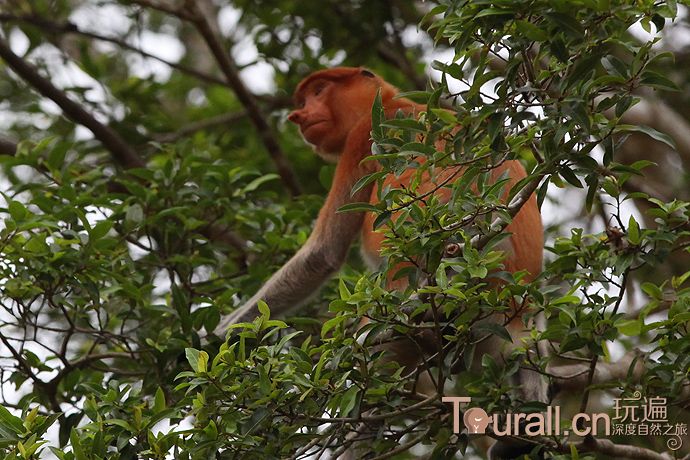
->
213, 126, 375, 337
213, 236, 350, 336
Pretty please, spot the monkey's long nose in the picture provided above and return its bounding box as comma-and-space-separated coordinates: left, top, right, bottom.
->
287, 110, 302, 124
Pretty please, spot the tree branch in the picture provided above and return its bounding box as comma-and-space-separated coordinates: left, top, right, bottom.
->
0, 332, 61, 412
549, 350, 690, 400
473, 167, 547, 250
46, 351, 138, 389
152, 110, 247, 143
182, 0, 302, 197
0, 136, 17, 156
375, 9, 427, 91
0, 39, 248, 256
549, 355, 644, 389
572, 436, 675, 460
127, 0, 185, 17
0, 13, 228, 87
0, 37, 145, 169
376, 41, 426, 91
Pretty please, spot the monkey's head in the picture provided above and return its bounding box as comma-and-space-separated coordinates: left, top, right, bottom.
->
288, 67, 397, 161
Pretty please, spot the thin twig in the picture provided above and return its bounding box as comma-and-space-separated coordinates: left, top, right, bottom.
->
183, 0, 302, 196
0, 37, 248, 255
473, 167, 547, 250
0, 13, 228, 87
152, 110, 247, 143
0, 37, 145, 169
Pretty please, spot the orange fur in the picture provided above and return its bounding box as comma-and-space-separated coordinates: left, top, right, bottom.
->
288, 67, 543, 292
283, 67, 546, 459
216, 69, 544, 394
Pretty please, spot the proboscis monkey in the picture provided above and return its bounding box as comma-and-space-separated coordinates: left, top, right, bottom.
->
214, 67, 545, 459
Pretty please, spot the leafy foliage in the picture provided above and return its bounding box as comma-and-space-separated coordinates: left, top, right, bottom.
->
0, 0, 688, 459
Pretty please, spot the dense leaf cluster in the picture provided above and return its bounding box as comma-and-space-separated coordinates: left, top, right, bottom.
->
0, 0, 688, 459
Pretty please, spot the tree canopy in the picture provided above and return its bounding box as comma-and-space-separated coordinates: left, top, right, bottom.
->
0, 1, 689, 459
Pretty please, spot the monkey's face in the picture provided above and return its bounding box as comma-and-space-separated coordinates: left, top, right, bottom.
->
288, 79, 340, 159
288, 73, 379, 161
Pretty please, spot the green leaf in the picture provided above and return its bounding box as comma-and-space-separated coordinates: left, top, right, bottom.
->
371, 90, 384, 140
31, 413, 60, 438
641, 282, 662, 299
258, 300, 270, 318
672, 271, 690, 289
430, 108, 457, 124
515, 20, 548, 41
549, 38, 569, 63
351, 171, 386, 196
467, 265, 488, 279
627, 215, 641, 245
172, 284, 191, 333
185, 348, 200, 371
47, 142, 70, 170
196, 350, 209, 373
474, 322, 511, 342
615, 319, 642, 336
89, 220, 112, 240
614, 124, 676, 150
322, 315, 347, 336
395, 90, 433, 104
340, 386, 360, 417
380, 118, 426, 132
600, 53, 630, 76
0, 405, 24, 435
70, 428, 88, 460
125, 203, 144, 225
475, 8, 512, 19
243, 173, 279, 193
640, 70, 680, 92
585, 174, 598, 212
559, 166, 582, 188
467, 71, 501, 100
373, 210, 392, 230
552, 295, 581, 306
8, 200, 28, 221
537, 178, 549, 208
104, 419, 134, 431
203, 420, 218, 440
545, 13, 584, 38
154, 387, 166, 412
338, 279, 351, 300
337, 202, 379, 213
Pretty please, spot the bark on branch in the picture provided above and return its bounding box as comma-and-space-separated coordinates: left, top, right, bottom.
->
0, 13, 228, 87
152, 110, 247, 143
549, 351, 690, 400
0, 38, 248, 254
572, 436, 675, 460
0, 37, 145, 169
0, 136, 17, 156
549, 351, 644, 389
182, 0, 302, 197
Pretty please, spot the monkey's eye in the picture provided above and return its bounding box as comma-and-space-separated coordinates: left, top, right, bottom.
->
313, 82, 328, 96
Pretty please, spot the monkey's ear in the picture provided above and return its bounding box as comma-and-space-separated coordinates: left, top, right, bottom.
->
360, 69, 375, 78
